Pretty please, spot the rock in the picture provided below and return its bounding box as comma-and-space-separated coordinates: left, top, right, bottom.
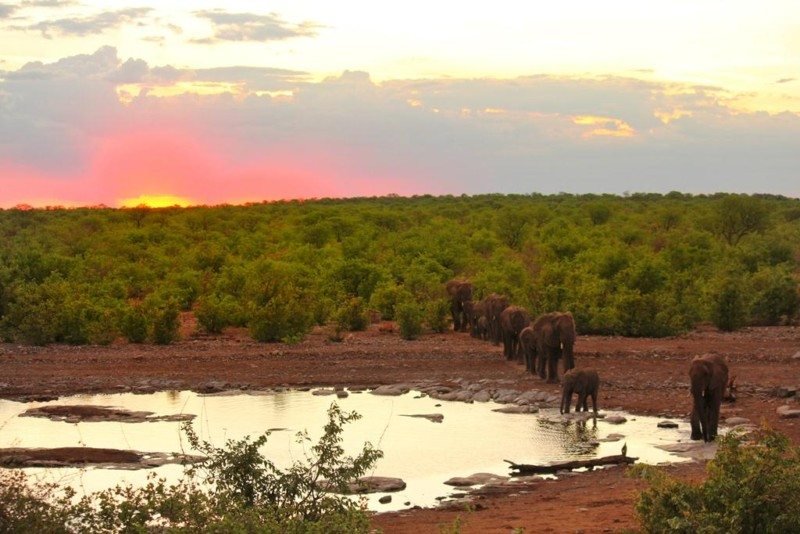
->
604, 415, 628, 425
329, 476, 406, 494
400, 413, 444, 423
444, 473, 508, 487
472, 390, 492, 403
492, 389, 521, 404
774, 387, 797, 398
370, 385, 408, 396
20, 405, 195, 424
793, 351, 800, 360
378, 495, 392, 504
657, 420, 679, 428
657, 441, 717, 461
335, 390, 349, 398
725, 416, 751, 425
312, 388, 336, 396
492, 405, 539, 414
598, 433, 625, 442
777, 405, 800, 418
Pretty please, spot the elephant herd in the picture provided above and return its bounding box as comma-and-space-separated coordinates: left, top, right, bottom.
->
447, 279, 738, 442
446, 279, 579, 385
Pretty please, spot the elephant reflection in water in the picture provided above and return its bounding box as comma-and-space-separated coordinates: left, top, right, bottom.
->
536, 417, 598, 456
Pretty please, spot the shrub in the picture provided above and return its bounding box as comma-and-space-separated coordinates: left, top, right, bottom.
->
120, 303, 148, 343
334, 297, 369, 332
748, 267, 799, 325
248, 294, 313, 343
710, 275, 747, 332
145, 296, 181, 345
425, 298, 450, 333
195, 294, 242, 334
633, 427, 800, 533
396, 301, 423, 340
369, 282, 406, 320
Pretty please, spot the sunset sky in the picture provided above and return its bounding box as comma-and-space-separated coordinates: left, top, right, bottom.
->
1, 1, 799, 207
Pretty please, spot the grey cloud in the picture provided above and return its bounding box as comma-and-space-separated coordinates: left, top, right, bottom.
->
19, 7, 152, 37
192, 10, 319, 43
22, 0, 79, 6
2, 48, 799, 197
0, 4, 17, 17
776, 77, 795, 84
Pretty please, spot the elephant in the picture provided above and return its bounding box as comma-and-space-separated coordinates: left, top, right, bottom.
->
445, 279, 473, 332
689, 353, 729, 442
466, 299, 486, 338
532, 312, 576, 383
483, 293, 510, 345
560, 369, 599, 417
475, 316, 489, 341
499, 305, 530, 361
519, 326, 536, 373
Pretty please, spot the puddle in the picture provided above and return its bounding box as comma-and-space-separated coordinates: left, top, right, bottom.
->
0, 389, 695, 510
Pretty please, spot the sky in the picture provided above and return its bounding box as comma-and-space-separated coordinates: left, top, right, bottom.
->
1, 1, 799, 207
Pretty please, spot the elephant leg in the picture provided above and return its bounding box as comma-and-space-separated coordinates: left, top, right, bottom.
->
581, 393, 589, 412
547, 352, 559, 383
709, 393, 723, 441
450, 303, 460, 332
536, 351, 546, 379
690, 393, 704, 440
560, 389, 571, 414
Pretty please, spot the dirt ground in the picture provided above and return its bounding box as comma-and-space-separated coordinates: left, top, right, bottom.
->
1, 320, 799, 533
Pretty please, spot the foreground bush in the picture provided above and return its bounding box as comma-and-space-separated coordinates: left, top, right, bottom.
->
632, 427, 800, 533
0, 403, 382, 533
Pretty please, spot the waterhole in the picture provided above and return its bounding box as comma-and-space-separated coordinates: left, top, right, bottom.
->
0, 389, 694, 510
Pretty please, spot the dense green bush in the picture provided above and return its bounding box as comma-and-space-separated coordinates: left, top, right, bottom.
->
425, 298, 450, 333
633, 427, 800, 533
334, 297, 369, 332
195, 294, 242, 334
248, 294, 313, 343
710, 274, 748, 332
0, 193, 798, 344
145, 296, 181, 345
120, 303, 148, 343
396, 301, 423, 340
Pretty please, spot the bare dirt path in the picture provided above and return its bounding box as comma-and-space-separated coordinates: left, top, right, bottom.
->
2, 324, 799, 532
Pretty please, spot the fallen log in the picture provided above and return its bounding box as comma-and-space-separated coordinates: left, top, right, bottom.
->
504, 454, 637, 476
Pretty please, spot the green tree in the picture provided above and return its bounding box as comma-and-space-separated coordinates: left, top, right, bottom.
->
714, 194, 769, 245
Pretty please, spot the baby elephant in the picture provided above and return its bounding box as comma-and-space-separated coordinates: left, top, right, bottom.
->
560, 369, 599, 416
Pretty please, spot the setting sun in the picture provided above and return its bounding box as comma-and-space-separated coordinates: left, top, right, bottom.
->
119, 194, 195, 208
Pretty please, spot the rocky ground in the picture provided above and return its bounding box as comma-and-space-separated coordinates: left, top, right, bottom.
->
1, 321, 799, 533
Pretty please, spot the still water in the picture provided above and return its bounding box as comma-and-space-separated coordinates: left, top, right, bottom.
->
0, 389, 692, 510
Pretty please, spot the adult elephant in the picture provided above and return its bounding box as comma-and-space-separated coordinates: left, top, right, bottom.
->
689, 353, 729, 442
499, 306, 531, 361
532, 312, 576, 383
445, 279, 473, 332
484, 293, 509, 345
560, 369, 599, 417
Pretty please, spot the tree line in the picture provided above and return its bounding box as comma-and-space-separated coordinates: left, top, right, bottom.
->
0, 192, 798, 345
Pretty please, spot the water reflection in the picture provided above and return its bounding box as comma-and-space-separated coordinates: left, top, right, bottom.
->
0, 389, 691, 511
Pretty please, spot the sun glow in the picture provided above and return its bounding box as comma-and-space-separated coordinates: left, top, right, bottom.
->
119, 194, 195, 208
